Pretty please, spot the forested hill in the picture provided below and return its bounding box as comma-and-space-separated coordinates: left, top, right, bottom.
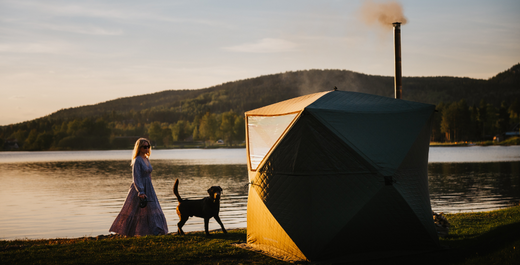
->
46, 63, 520, 122
1, 64, 519, 151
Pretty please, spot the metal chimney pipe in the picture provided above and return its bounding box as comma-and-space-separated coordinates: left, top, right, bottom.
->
393, 22, 402, 99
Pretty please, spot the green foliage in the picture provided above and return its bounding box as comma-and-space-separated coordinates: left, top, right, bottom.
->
500, 137, 520, 145
220, 111, 236, 144
7, 129, 28, 146
145, 121, 175, 147
233, 115, 246, 144
198, 112, 218, 142
36, 64, 520, 123
497, 101, 511, 133
170, 120, 190, 142
509, 99, 520, 124
147, 121, 163, 146
441, 100, 471, 142
161, 123, 173, 147
31, 132, 54, 150
2, 64, 520, 150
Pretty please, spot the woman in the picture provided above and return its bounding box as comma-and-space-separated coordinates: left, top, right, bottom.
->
109, 138, 168, 236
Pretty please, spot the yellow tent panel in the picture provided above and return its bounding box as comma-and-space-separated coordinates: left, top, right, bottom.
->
246, 184, 307, 262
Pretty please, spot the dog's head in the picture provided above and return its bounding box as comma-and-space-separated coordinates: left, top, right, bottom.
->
207, 186, 223, 202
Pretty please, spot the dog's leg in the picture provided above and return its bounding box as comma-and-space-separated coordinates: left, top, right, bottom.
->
214, 215, 227, 234
177, 215, 188, 235
204, 218, 210, 236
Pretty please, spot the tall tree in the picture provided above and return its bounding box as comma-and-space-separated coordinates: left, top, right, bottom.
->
478, 99, 488, 139
24, 129, 39, 150
220, 111, 236, 145
441, 103, 456, 142
431, 103, 444, 142
456, 100, 471, 141
509, 99, 520, 125
441, 100, 471, 142
233, 115, 246, 142
148, 121, 163, 146
170, 120, 190, 142
33, 132, 54, 150
199, 112, 217, 143
161, 122, 172, 147
496, 101, 510, 133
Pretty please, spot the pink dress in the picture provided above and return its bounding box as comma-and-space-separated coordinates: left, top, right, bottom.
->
109, 156, 168, 236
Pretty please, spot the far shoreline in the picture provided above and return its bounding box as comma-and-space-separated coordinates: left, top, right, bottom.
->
2, 138, 520, 152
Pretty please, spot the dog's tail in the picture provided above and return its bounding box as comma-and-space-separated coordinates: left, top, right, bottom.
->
173, 178, 183, 202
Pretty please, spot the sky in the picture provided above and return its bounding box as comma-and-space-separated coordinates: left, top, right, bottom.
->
1, 0, 519, 126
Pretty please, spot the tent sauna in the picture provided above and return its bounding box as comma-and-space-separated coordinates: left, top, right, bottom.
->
244, 90, 440, 262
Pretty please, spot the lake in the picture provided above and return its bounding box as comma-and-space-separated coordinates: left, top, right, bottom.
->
1, 146, 519, 240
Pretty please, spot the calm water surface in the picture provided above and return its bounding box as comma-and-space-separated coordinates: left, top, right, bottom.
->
1, 146, 519, 240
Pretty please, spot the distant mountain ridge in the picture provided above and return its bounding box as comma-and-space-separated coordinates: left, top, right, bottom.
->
45, 63, 520, 122
2, 64, 518, 151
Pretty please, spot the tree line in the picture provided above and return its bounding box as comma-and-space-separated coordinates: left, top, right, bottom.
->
1, 98, 519, 151
431, 99, 520, 142
2, 64, 519, 150
1, 110, 245, 151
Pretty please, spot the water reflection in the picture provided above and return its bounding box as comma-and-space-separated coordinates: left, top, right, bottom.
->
428, 146, 520, 163
0, 161, 249, 240
428, 162, 520, 213
2, 158, 520, 240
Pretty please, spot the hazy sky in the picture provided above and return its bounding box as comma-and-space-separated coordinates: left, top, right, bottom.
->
1, 0, 519, 125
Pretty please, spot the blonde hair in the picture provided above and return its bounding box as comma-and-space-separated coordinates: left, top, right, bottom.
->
131, 138, 152, 166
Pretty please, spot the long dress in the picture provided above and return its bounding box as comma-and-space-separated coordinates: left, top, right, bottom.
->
109, 156, 168, 236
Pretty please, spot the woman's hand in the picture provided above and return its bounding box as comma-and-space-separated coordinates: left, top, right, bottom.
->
139, 194, 147, 199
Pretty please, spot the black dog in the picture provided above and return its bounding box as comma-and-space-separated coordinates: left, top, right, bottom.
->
173, 179, 227, 236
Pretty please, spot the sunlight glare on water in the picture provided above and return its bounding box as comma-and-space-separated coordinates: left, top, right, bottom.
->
1, 146, 519, 240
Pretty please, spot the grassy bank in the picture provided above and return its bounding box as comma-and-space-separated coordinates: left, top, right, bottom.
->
1, 206, 519, 265
430, 136, 520, 146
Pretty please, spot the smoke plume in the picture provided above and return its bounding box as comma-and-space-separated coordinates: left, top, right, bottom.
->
359, 0, 407, 30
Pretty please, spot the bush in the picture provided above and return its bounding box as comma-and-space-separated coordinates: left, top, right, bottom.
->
57, 136, 110, 150
500, 136, 520, 145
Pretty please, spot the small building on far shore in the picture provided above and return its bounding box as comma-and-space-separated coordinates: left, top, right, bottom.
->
4, 139, 20, 150
494, 123, 520, 142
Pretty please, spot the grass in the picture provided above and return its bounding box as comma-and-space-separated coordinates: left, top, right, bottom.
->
0, 230, 285, 265
1, 206, 519, 265
430, 136, 520, 146
438, 205, 520, 265
500, 136, 520, 145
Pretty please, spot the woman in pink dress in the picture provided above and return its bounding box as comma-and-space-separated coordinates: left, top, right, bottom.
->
110, 138, 168, 236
